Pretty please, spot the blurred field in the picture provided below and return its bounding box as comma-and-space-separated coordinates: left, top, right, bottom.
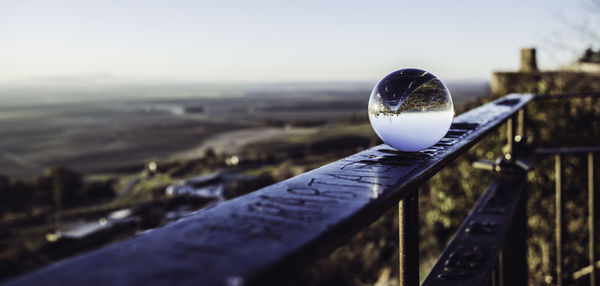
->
0, 81, 489, 281
0, 81, 486, 178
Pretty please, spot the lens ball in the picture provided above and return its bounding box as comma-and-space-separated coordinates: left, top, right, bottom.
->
368, 68, 454, 152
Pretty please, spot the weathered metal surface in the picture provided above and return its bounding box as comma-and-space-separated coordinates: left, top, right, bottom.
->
421, 171, 528, 286
4, 94, 533, 286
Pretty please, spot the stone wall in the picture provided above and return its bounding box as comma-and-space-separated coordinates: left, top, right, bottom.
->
491, 70, 600, 96
491, 48, 600, 96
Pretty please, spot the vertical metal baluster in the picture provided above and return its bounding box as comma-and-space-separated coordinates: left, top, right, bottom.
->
491, 269, 497, 286
588, 152, 596, 286
498, 250, 504, 286
399, 189, 419, 286
517, 108, 526, 140
506, 117, 514, 159
555, 154, 564, 286
514, 107, 528, 285
506, 184, 529, 286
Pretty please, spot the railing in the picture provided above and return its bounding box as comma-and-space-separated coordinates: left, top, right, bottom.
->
422, 97, 531, 286
5, 92, 599, 286
421, 166, 529, 286
535, 147, 599, 286
4, 93, 535, 286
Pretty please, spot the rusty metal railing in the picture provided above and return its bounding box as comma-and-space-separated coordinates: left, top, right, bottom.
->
3, 94, 535, 286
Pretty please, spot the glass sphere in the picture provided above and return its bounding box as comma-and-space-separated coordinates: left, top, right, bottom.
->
368, 69, 454, 152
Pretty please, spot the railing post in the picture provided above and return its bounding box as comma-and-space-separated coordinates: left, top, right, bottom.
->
588, 152, 596, 286
516, 108, 526, 144
506, 117, 514, 159
555, 154, 564, 286
498, 250, 504, 286
507, 107, 529, 285
502, 176, 529, 286
399, 189, 419, 286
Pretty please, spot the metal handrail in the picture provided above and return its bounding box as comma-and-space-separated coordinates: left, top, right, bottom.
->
3, 94, 534, 286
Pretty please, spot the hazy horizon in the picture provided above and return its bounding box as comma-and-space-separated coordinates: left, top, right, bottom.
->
2, 0, 598, 84
0, 78, 489, 108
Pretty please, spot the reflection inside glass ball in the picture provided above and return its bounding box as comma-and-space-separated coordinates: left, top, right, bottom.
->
368, 69, 454, 152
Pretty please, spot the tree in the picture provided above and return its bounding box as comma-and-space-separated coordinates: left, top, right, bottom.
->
579, 47, 600, 63
0, 174, 11, 216
44, 166, 82, 208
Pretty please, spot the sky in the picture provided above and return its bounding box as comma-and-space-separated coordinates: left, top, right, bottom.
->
0, 0, 598, 84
